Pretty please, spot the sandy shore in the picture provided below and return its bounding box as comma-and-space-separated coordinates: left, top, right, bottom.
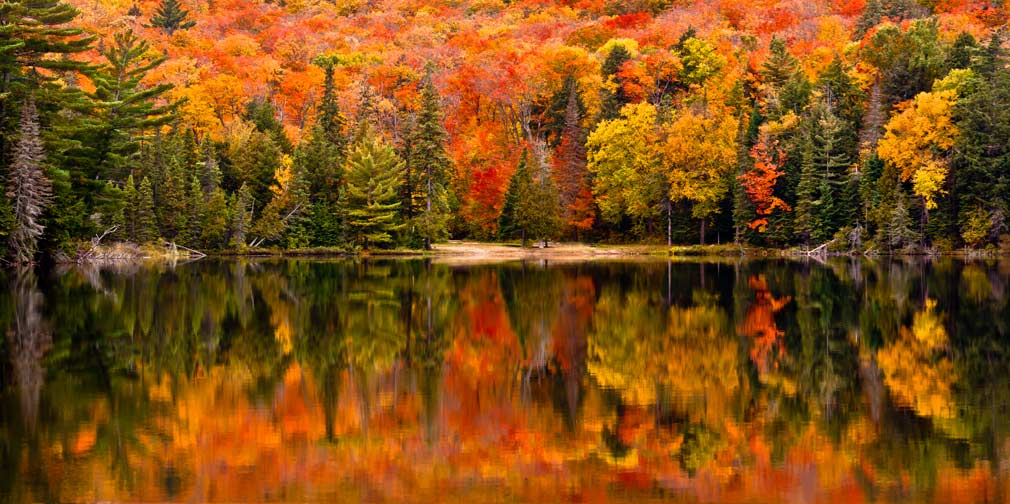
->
429, 241, 670, 262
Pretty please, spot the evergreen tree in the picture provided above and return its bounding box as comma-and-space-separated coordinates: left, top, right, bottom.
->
182, 176, 204, 246
344, 125, 404, 249
201, 188, 229, 248
7, 97, 53, 263
135, 176, 158, 243
316, 62, 348, 151
808, 102, 853, 241
230, 183, 253, 248
294, 130, 344, 246
122, 174, 138, 241
231, 131, 281, 216
88, 30, 176, 180
599, 44, 633, 120
158, 161, 188, 240
953, 36, 1010, 247
525, 154, 562, 247
198, 137, 222, 196
283, 161, 314, 248
795, 134, 818, 246
407, 73, 452, 250
245, 98, 292, 153
885, 191, 918, 251
760, 37, 811, 118
499, 151, 533, 244
149, 0, 196, 35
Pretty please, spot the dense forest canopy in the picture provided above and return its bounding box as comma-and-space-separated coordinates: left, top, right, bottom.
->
2, 0, 1010, 260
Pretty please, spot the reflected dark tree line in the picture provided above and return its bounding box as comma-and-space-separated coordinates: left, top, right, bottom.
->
1, 258, 1010, 499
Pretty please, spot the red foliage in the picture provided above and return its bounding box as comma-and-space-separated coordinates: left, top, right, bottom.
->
739, 135, 791, 232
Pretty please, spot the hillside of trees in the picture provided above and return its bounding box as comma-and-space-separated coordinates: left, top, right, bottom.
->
3, 0, 1010, 261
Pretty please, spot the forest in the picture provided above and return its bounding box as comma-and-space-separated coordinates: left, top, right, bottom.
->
3, 0, 1010, 261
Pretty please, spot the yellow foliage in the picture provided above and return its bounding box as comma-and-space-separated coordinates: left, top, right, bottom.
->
663, 106, 738, 220
877, 90, 958, 209
877, 298, 956, 420
270, 155, 295, 196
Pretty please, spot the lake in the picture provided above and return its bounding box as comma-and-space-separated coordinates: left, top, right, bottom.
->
1, 258, 1009, 502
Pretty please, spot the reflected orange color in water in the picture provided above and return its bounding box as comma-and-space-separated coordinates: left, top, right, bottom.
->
4, 260, 1010, 503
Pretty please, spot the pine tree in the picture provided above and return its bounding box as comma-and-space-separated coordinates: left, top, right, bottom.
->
245, 98, 292, 153
283, 161, 314, 248
135, 176, 158, 243
231, 131, 281, 215
230, 183, 253, 248
198, 137, 222, 196
499, 151, 533, 244
122, 174, 139, 241
88, 30, 176, 180
182, 176, 204, 246
525, 153, 562, 247
317, 63, 348, 151
795, 133, 818, 246
149, 0, 196, 35
158, 161, 188, 240
885, 191, 918, 251
407, 72, 452, 250
294, 130, 344, 246
809, 102, 853, 242
7, 97, 53, 264
760, 37, 810, 119
599, 45, 632, 121
344, 125, 404, 249
201, 188, 229, 248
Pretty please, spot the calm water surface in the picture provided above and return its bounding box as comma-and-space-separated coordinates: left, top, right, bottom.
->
2, 258, 1010, 502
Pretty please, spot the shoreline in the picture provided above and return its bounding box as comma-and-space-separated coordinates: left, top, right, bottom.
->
55, 240, 1010, 264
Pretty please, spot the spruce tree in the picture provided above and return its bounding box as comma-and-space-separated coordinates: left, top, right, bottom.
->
795, 134, 818, 246
122, 174, 139, 241
231, 131, 281, 216
182, 176, 204, 246
135, 176, 158, 243
200, 188, 228, 248
599, 45, 632, 121
344, 125, 404, 249
7, 97, 53, 263
198, 137, 222, 196
809, 103, 852, 242
525, 154, 562, 247
407, 73, 452, 250
760, 37, 810, 118
158, 161, 188, 240
498, 151, 533, 245
149, 0, 196, 35
230, 183, 253, 248
317, 63, 348, 151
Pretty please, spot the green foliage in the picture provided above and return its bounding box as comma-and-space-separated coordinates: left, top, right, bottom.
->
148, 0, 195, 35
344, 126, 405, 249
135, 176, 158, 243
405, 74, 452, 249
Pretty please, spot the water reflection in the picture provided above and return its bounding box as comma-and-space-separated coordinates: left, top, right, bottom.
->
1, 258, 1009, 502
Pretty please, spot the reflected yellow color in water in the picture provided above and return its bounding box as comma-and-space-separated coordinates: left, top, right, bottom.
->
1, 259, 1010, 502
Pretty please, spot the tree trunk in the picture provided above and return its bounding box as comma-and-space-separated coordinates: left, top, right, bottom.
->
666, 198, 672, 247
425, 168, 433, 250
521, 228, 526, 248
699, 218, 706, 246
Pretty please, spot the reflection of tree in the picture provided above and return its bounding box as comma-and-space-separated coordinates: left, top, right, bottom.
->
498, 261, 563, 382
738, 274, 792, 389
7, 269, 51, 433
877, 298, 956, 421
